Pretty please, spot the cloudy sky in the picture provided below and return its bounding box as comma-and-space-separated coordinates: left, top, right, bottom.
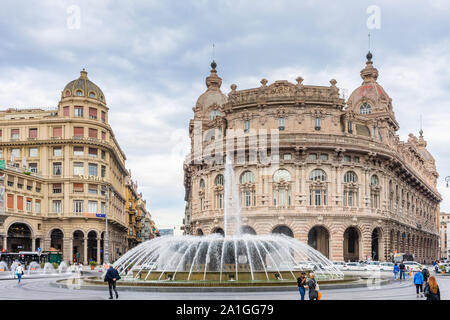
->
1, 0, 450, 228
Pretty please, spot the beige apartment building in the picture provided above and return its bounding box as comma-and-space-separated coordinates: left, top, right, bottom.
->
184, 54, 441, 263
0, 70, 129, 263
439, 212, 450, 259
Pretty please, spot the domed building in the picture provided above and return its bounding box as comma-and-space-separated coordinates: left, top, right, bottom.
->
184, 54, 442, 263
0, 70, 133, 264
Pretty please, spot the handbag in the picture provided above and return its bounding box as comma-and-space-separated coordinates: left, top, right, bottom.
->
317, 291, 322, 300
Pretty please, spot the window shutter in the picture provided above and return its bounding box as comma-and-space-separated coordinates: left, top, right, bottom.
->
73, 183, 84, 192
63, 106, 70, 116
11, 129, 19, 135
88, 128, 98, 138
101, 131, 106, 140
17, 196, 23, 210
101, 111, 106, 122
88, 148, 97, 156
89, 108, 97, 119
7, 194, 14, 209
53, 127, 62, 137
74, 127, 84, 136
29, 128, 38, 138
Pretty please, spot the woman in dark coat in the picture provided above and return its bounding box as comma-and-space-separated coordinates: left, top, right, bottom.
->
307, 273, 318, 300
424, 276, 440, 300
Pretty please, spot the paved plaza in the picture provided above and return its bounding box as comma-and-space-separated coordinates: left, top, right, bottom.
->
0, 273, 449, 300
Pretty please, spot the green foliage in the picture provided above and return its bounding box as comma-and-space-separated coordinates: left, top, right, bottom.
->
52, 262, 59, 269
89, 260, 97, 266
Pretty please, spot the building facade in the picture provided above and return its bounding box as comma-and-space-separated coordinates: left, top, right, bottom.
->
0, 70, 144, 263
183, 54, 442, 263
439, 212, 450, 260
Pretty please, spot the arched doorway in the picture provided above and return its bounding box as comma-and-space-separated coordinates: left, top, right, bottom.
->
344, 227, 360, 262
196, 229, 204, 236
87, 231, 98, 263
211, 228, 225, 236
371, 228, 382, 261
241, 226, 256, 235
7, 223, 32, 252
272, 225, 294, 237
50, 229, 64, 252
72, 230, 84, 263
307, 226, 330, 258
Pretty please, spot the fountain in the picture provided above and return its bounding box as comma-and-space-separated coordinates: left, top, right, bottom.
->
110, 157, 344, 287
27, 261, 41, 275
0, 261, 8, 272
58, 261, 68, 273
43, 262, 55, 274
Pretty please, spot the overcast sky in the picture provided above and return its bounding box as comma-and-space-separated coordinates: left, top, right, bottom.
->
1, 0, 450, 227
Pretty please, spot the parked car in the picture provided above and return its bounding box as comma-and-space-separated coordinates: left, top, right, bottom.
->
343, 262, 361, 271
380, 262, 394, 271
332, 261, 347, 270
363, 261, 381, 271
403, 261, 422, 272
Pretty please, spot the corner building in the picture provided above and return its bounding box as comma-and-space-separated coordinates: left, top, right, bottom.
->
184, 54, 442, 263
0, 70, 128, 263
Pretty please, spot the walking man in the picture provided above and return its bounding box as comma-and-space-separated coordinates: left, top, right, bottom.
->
399, 261, 406, 280
297, 272, 307, 300
104, 264, 121, 299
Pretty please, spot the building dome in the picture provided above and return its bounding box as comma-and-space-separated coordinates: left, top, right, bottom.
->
62, 69, 106, 103
194, 62, 227, 116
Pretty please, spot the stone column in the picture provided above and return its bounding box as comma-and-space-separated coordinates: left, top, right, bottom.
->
97, 238, 101, 263
44, 238, 51, 251
83, 237, 88, 265
330, 232, 344, 261
32, 237, 36, 252
3, 236, 7, 251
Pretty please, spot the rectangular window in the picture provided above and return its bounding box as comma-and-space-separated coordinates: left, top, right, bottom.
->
29, 148, 38, 157
308, 153, 317, 160
17, 178, 23, 189
73, 200, 83, 213
29, 163, 37, 173
344, 155, 351, 162
35, 200, 41, 213
53, 183, 62, 194
348, 191, 353, 206
74, 127, 84, 137
53, 127, 62, 137
29, 128, 38, 138
372, 127, 377, 138
279, 189, 286, 206
271, 153, 279, 162
53, 147, 62, 157
101, 150, 106, 160
315, 118, 321, 130
354, 157, 360, 163
347, 121, 353, 134
101, 165, 106, 178
73, 162, 84, 175
320, 154, 328, 161
11, 148, 20, 158
88, 184, 98, 195
53, 200, 62, 213
26, 181, 32, 191
101, 131, 106, 140
36, 182, 41, 193
315, 190, 321, 206
73, 183, 84, 193
283, 153, 291, 160
89, 108, 97, 120
63, 106, 70, 117
7, 194, 14, 209
278, 118, 285, 130
101, 202, 106, 214
26, 199, 32, 212
323, 190, 327, 206
101, 111, 106, 122
53, 162, 62, 176
88, 163, 98, 176
74, 106, 84, 117
88, 148, 97, 157
88, 128, 98, 138
11, 129, 20, 139
74, 146, 84, 156
244, 120, 250, 133
17, 196, 23, 210
88, 201, 98, 213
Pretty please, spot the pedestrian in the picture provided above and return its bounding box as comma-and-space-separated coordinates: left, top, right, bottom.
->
16, 263, 24, 284
104, 264, 121, 299
399, 261, 406, 280
434, 264, 439, 275
78, 262, 84, 276
424, 276, 440, 300
422, 267, 430, 283
307, 273, 319, 300
297, 272, 307, 300
413, 268, 424, 298
393, 263, 399, 280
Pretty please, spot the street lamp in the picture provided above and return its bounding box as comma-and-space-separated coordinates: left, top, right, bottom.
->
446, 176, 450, 188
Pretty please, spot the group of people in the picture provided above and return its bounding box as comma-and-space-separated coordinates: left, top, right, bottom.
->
297, 272, 320, 300
393, 262, 441, 300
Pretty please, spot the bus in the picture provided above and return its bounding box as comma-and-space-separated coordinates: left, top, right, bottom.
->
0, 251, 48, 267
393, 253, 414, 263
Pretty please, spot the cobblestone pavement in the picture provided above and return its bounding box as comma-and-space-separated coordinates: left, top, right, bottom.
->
0, 273, 448, 300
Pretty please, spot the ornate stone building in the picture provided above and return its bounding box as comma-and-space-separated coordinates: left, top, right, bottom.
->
439, 212, 450, 260
0, 70, 131, 263
183, 54, 442, 263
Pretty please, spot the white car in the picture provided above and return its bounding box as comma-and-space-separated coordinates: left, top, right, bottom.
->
343, 262, 361, 271
380, 262, 394, 271
363, 261, 381, 271
403, 261, 422, 272
332, 261, 347, 270
293, 262, 316, 271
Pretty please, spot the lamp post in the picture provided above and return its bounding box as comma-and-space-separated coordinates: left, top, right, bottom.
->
103, 184, 110, 264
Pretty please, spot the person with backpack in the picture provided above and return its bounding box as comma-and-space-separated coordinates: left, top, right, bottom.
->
297, 272, 307, 300
104, 264, 121, 299
424, 276, 440, 300
422, 267, 430, 283
414, 268, 424, 298
15, 263, 24, 284
307, 273, 319, 300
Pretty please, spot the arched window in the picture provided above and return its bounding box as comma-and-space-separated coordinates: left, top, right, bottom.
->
215, 174, 224, 186
209, 110, 221, 120
199, 179, 205, 189
360, 102, 372, 114
89, 92, 96, 98
240, 171, 255, 184
273, 169, 291, 182
370, 175, 379, 186
344, 171, 357, 183
76, 90, 83, 97
309, 169, 327, 181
